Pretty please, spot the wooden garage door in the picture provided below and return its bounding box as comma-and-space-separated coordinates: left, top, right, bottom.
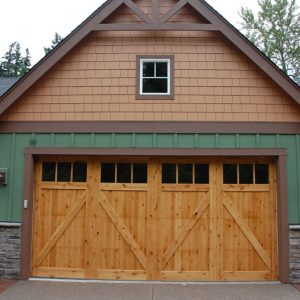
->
31, 157, 278, 281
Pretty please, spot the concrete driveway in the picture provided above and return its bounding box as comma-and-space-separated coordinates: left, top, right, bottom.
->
1, 280, 300, 300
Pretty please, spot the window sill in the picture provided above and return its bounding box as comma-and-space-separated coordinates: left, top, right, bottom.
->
136, 94, 174, 100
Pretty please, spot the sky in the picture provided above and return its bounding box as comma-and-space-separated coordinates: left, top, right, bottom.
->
0, 0, 290, 65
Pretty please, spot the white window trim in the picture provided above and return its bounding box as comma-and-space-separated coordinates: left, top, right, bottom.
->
139, 58, 171, 96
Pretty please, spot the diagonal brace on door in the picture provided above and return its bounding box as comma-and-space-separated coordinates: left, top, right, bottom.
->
35, 192, 87, 267
223, 197, 272, 269
159, 195, 209, 270
97, 190, 148, 270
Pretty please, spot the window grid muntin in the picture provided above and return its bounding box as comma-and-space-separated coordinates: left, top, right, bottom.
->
223, 163, 269, 185
162, 163, 209, 184
41, 161, 87, 183
140, 59, 170, 95
100, 162, 148, 184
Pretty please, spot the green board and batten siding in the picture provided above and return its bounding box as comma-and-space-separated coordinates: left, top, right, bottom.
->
0, 133, 299, 223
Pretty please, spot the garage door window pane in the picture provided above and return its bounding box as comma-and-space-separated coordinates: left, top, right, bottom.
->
117, 163, 131, 183
101, 163, 115, 183
57, 162, 71, 182
239, 164, 253, 184
162, 163, 176, 183
255, 164, 269, 184
195, 164, 209, 184
73, 162, 87, 182
42, 162, 56, 181
133, 163, 147, 183
223, 164, 237, 184
178, 164, 193, 183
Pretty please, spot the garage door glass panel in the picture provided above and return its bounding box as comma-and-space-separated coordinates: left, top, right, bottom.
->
73, 162, 87, 182
101, 163, 115, 183
223, 164, 237, 184
57, 162, 71, 182
133, 163, 147, 183
178, 164, 193, 183
162, 163, 176, 183
255, 164, 269, 184
117, 163, 131, 183
42, 162, 56, 181
239, 164, 253, 184
195, 164, 209, 184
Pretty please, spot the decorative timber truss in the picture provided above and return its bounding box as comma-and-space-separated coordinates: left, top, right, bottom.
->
0, 0, 299, 115
96, 0, 217, 31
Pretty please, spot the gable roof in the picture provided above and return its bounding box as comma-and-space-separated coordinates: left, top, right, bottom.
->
0, 0, 299, 115
0, 78, 18, 97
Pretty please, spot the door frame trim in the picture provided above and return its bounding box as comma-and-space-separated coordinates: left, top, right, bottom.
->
20, 147, 289, 282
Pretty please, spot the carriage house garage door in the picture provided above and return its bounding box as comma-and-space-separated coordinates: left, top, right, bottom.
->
31, 157, 278, 281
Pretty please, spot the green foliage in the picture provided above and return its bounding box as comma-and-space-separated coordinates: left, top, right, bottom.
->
44, 32, 64, 54
239, 0, 300, 80
0, 42, 31, 78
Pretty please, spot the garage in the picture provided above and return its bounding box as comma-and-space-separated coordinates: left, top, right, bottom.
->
31, 156, 278, 281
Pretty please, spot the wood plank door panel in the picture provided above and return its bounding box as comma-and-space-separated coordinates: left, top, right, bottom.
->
158, 189, 210, 280
94, 161, 149, 280
32, 161, 88, 278
95, 188, 148, 279
31, 157, 278, 281
221, 159, 278, 281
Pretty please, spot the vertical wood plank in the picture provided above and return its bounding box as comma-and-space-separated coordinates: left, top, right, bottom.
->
146, 158, 160, 279
209, 159, 223, 280
174, 192, 182, 270
84, 159, 97, 278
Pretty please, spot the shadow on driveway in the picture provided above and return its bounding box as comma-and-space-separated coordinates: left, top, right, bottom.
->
0, 280, 300, 300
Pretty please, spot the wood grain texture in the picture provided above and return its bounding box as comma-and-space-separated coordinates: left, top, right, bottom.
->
34, 192, 87, 268
31, 157, 278, 281
159, 196, 209, 270
223, 197, 272, 269
96, 190, 148, 269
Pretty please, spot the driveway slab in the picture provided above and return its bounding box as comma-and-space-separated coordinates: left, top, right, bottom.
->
153, 283, 300, 300
0, 281, 16, 295
0, 281, 299, 300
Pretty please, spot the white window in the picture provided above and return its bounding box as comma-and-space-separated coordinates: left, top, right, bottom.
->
137, 56, 174, 99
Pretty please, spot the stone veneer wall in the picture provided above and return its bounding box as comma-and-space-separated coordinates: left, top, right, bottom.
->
0, 224, 21, 279
290, 227, 300, 283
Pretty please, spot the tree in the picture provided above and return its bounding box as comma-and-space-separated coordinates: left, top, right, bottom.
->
239, 0, 300, 80
0, 42, 31, 77
44, 32, 64, 54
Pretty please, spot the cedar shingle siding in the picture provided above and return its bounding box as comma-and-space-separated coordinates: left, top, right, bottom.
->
2, 31, 300, 122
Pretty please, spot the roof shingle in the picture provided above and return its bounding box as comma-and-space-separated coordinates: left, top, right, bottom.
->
0, 78, 18, 97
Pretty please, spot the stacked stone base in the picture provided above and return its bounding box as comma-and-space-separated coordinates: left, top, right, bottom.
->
0, 224, 21, 279
290, 227, 300, 283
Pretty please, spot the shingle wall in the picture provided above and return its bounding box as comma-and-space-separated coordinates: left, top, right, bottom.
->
2, 2, 300, 122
